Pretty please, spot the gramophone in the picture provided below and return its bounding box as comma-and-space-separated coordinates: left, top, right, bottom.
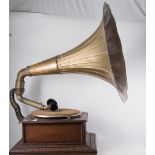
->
10, 3, 127, 155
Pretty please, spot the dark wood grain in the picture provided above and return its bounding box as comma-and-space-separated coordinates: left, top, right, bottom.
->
10, 133, 97, 155
10, 112, 97, 155
22, 112, 87, 144
23, 122, 85, 143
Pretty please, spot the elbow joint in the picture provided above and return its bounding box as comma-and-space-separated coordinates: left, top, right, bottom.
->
15, 68, 29, 95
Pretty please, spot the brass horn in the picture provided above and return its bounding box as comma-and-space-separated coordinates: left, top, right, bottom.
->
10, 3, 127, 120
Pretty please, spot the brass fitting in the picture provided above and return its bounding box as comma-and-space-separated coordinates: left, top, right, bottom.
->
15, 68, 28, 95
14, 57, 59, 110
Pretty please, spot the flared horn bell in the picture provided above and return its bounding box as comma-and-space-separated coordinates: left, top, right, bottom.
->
14, 3, 128, 113
57, 3, 128, 102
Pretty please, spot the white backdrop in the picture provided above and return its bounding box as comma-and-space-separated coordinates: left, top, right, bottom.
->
10, 0, 145, 21
9, 1, 145, 155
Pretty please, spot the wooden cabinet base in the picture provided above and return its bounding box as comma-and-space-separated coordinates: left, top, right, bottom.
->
10, 112, 97, 155
10, 133, 97, 155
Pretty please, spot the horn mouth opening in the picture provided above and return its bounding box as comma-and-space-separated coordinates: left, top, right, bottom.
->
103, 3, 128, 102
